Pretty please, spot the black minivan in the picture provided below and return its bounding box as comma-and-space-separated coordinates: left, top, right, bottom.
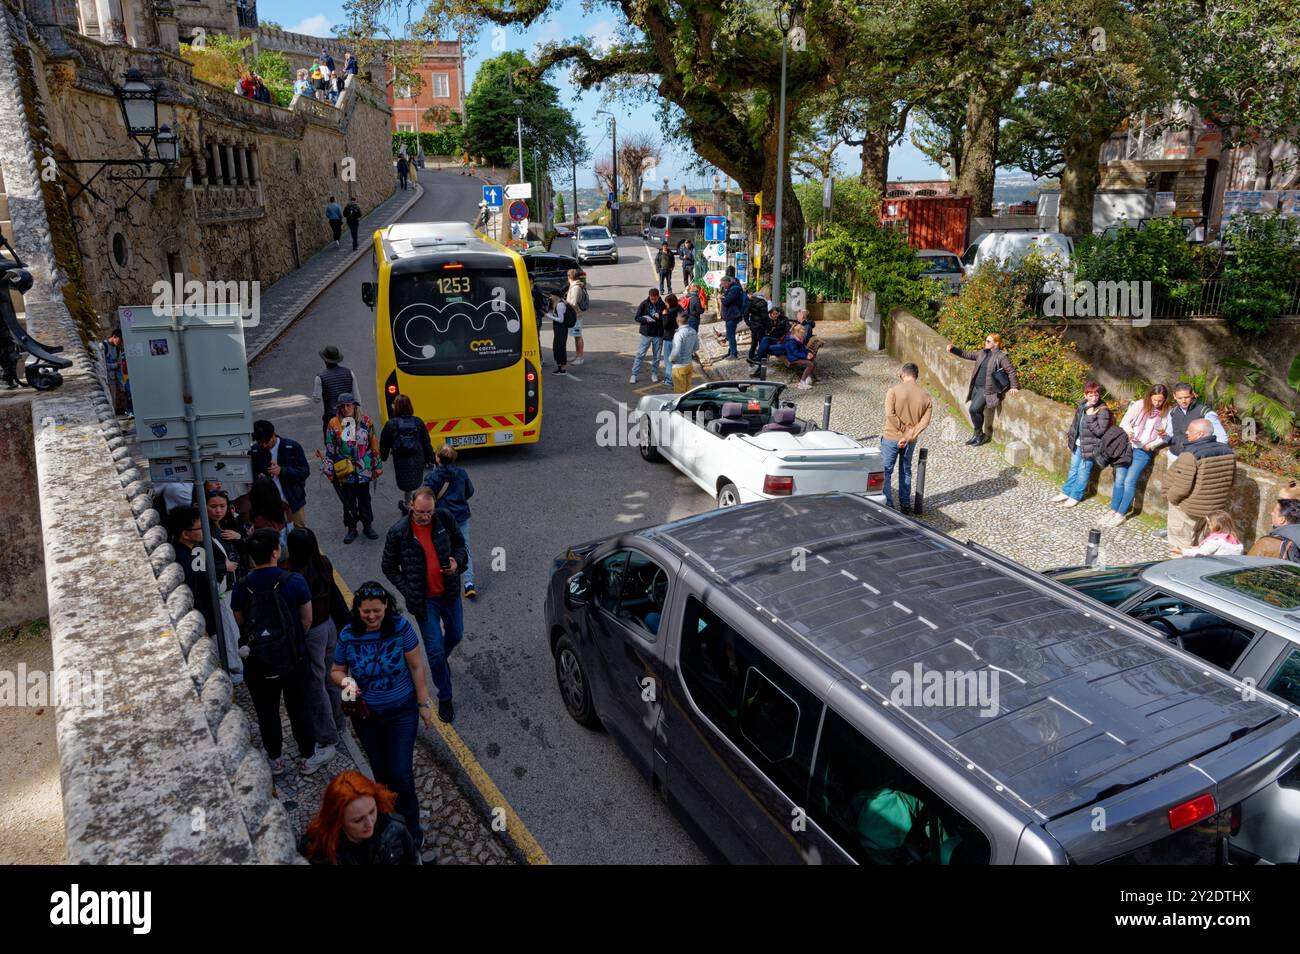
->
544, 493, 1300, 864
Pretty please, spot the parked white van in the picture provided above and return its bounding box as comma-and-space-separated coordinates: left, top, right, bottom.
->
961, 231, 1074, 277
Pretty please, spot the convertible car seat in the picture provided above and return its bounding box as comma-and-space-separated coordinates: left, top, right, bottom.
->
761, 406, 803, 434
708, 402, 749, 437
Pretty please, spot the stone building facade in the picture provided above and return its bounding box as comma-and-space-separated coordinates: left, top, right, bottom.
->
6, 0, 394, 332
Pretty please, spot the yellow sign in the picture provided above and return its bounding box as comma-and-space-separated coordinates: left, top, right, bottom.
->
470, 339, 496, 351
755, 191, 763, 208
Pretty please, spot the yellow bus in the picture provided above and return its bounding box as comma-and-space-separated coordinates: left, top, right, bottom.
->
363, 222, 542, 448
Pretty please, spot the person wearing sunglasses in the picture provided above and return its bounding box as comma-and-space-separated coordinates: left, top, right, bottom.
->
381, 486, 468, 724
331, 582, 433, 847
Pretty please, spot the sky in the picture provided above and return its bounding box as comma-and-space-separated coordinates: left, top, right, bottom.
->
260, 0, 949, 191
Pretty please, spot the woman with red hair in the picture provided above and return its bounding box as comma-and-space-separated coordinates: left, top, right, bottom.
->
302, 771, 421, 865
945, 332, 1020, 445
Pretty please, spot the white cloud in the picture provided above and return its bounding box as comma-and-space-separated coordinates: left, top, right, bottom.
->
288, 15, 334, 37
589, 19, 617, 54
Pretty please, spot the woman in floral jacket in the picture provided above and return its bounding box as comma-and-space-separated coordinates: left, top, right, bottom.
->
325, 393, 382, 544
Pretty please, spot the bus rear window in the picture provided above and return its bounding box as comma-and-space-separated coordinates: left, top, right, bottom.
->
388, 267, 523, 375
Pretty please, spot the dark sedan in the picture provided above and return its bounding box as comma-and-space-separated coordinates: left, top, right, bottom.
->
523, 250, 585, 296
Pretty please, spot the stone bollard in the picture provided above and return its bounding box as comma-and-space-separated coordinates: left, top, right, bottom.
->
1004, 440, 1029, 467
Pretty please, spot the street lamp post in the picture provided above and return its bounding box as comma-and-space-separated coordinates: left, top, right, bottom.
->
513, 98, 525, 185
598, 109, 618, 233
770, 4, 793, 310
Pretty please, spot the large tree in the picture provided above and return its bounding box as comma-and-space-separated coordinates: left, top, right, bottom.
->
461, 50, 581, 168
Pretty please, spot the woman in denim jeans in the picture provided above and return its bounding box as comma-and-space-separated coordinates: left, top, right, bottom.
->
1053, 381, 1110, 508
1102, 384, 1169, 527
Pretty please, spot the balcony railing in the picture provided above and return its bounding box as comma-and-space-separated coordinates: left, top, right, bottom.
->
236, 1, 258, 29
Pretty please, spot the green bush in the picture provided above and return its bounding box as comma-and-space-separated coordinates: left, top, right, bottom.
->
1074, 217, 1200, 299
937, 264, 1087, 404
392, 127, 465, 158
1220, 211, 1300, 334
805, 221, 941, 320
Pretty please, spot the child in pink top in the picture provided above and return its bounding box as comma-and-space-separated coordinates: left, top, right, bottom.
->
1175, 510, 1244, 557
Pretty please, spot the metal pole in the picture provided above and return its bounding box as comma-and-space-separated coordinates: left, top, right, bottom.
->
611, 114, 618, 234
1085, 528, 1102, 567
514, 99, 525, 185
913, 447, 928, 515
572, 154, 579, 228
770, 22, 789, 307
174, 310, 229, 674
821, 394, 832, 430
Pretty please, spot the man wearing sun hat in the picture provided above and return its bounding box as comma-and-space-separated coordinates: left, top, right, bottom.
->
312, 344, 358, 442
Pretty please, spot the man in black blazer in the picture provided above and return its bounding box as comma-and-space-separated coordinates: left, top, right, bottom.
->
251, 419, 312, 527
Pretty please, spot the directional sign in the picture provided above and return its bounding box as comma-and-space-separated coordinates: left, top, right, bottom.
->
483, 184, 503, 207
734, 252, 749, 285
703, 242, 727, 263
608, 192, 615, 204
703, 269, 725, 289
505, 182, 532, 200
509, 199, 529, 222
704, 215, 727, 242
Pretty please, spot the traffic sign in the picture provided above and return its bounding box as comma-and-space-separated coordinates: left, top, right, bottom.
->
703, 242, 727, 263
608, 192, 615, 203
704, 215, 727, 242
760, 213, 776, 229
482, 185, 503, 207
735, 252, 749, 285
505, 182, 532, 199
742, 191, 755, 203
509, 199, 529, 222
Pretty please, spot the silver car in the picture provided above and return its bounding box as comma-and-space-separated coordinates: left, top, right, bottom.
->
574, 225, 618, 264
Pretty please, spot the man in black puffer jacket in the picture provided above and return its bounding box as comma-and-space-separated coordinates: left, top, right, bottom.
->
744, 289, 772, 362
381, 486, 468, 723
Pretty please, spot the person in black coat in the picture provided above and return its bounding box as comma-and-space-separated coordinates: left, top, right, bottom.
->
945, 332, 1020, 446
379, 395, 435, 504
250, 420, 312, 527
1054, 382, 1112, 507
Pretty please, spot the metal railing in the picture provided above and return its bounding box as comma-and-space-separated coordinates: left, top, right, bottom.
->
1029, 278, 1300, 320
778, 235, 853, 302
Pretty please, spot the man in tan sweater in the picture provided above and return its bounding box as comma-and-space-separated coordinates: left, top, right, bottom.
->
882, 363, 933, 513
1163, 418, 1236, 555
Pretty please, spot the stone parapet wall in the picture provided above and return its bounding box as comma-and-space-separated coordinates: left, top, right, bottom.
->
25, 295, 298, 863
889, 309, 1293, 544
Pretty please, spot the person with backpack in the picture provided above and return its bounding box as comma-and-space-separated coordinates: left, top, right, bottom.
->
744, 288, 773, 363
324, 393, 382, 544
287, 527, 350, 755
424, 444, 476, 599
630, 288, 667, 384
1052, 382, 1111, 508
343, 197, 363, 250
331, 582, 434, 846
396, 155, 409, 191
549, 292, 572, 374
379, 394, 435, 506
1249, 493, 1300, 560
679, 240, 696, 288
685, 282, 704, 331
232, 528, 328, 776
564, 269, 588, 366
325, 196, 344, 247
381, 486, 468, 724
655, 242, 676, 294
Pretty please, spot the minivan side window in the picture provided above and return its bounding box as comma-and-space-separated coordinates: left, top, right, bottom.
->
809, 708, 991, 865
679, 596, 820, 803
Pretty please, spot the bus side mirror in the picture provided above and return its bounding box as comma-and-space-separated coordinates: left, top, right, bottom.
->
361, 282, 376, 308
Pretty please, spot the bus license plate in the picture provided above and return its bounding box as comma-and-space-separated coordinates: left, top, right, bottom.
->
447, 434, 487, 447
494, 430, 515, 444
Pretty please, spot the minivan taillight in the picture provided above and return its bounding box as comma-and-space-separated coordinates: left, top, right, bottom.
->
867, 471, 884, 492
763, 475, 794, 495
1168, 793, 1216, 831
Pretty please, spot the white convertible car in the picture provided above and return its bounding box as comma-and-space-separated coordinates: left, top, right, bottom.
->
634, 380, 887, 507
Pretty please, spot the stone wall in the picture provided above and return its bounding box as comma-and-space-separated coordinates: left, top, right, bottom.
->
889, 309, 1294, 545
0, 395, 47, 628
1025, 317, 1300, 406
20, 24, 393, 331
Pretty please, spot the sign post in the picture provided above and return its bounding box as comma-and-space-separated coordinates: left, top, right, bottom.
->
119, 304, 254, 675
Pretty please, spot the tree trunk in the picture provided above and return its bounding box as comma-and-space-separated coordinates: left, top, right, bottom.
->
1059, 130, 1104, 239
956, 83, 1000, 217
858, 126, 889, 198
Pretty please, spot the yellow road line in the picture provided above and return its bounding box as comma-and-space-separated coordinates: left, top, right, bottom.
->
332, 568, 552, 865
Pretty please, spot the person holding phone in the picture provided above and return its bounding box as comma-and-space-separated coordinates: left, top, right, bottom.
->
381, 486, 468, 724
1100, 384, 1170, 527
945, 333, 1019, 446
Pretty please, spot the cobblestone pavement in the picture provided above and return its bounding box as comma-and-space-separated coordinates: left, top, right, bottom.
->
245, 180, 424, 361
698, 320, 1171, 571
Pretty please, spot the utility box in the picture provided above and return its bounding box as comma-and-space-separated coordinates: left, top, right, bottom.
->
879, 195, 972, 256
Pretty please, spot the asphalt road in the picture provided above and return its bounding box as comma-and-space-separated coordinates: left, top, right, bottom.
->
249, 169, 710, 864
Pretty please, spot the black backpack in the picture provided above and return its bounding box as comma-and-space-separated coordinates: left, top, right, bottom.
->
745, 297, 770, 332
576, 283, 590, 312
239, 572, 303, 678
395, 417, 422, 455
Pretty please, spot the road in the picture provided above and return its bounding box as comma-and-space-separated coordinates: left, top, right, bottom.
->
249, 169, 710, 864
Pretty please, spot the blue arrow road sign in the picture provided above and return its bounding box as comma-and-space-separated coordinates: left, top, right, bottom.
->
704, 215, 726, 242
483, 185, 503, 207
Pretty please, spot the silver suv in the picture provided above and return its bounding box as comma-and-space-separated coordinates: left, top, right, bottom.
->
574, 225, 618, 264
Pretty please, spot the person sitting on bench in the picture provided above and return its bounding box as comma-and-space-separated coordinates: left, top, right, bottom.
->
779, 326, 816, 390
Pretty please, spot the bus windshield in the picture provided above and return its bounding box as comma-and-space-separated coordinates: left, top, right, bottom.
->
388, 265, 524, 376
